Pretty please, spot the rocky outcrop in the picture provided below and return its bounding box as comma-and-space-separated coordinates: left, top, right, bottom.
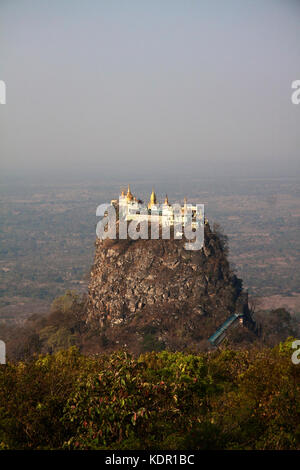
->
87, 223, 255, 351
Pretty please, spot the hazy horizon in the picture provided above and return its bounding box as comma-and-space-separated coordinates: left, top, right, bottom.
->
1, 0, 300, 182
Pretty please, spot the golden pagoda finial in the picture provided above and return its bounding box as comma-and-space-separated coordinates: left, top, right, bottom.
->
121, 189, 125, 197
151, 188, 157, 204
126, 184, 133, 201
148, 187, 157, 209
164, 194, 169, 205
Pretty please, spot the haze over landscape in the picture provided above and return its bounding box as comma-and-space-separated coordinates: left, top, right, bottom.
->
0, 0, 300, 452
1, 0, 299, 318
1, 0, 300, 180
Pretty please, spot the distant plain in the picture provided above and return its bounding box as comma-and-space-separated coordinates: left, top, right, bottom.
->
0, 176, 299, 323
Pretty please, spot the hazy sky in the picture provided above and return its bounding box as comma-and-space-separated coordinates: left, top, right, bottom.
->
0, 0, 299, 180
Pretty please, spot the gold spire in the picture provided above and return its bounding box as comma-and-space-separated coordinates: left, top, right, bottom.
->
121, 189, 125, 197
148, 188, 157, 208
150, 188, 157, 204
126, 184, 133, 201
164, 194, 169, 205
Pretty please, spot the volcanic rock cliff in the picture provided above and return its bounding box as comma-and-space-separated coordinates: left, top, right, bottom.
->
87, 223, 256, 353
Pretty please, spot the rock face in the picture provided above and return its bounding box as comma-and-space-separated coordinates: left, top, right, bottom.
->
87, 223, 255, 352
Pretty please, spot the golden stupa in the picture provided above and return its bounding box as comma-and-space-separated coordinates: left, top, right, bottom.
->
148, 188, 157, 209
126, 184, 133, 202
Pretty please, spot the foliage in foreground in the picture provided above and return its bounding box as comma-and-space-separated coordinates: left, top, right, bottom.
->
0, 341, 299, 450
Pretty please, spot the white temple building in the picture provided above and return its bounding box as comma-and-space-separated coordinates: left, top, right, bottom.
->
111, 185, 205, 231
